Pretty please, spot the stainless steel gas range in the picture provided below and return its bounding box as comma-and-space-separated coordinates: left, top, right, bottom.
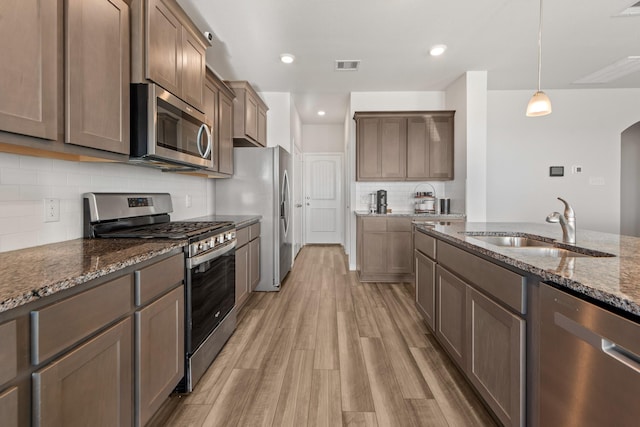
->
83, 192, 236, 393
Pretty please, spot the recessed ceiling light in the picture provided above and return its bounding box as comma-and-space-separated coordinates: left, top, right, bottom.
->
317, 111, 326, 116
280, 54, 295, 64
429, 45, 447, 56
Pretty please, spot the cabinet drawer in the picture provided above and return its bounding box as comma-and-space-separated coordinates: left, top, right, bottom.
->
414, 230, 436, 259
0, 321, 17, 386
387, 217, 411, 232
249, 222, 260, 240
362, 217, 387, 232
236, 226, 249, 247
31, 275, 132, 365
135, 253, 184, 306
437, 241, 526, 314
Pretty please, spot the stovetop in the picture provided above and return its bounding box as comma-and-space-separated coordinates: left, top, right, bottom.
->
98, 221, 234, 240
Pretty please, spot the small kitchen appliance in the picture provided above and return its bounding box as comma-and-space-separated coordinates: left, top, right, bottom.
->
376, 190, 387, 214
369, 193, 377, 213
414, 192, 436, 213
83, 192, 236, 393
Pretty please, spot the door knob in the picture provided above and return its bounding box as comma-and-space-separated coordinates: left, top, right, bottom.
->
295, 203, 303, 208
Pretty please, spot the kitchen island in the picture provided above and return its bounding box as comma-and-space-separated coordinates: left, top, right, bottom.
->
414, 221, 640, 427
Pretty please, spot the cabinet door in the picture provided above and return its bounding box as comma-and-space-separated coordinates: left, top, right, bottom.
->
66, 0, 130, 154
32, 318, 132, 427
204, 81, 219, 171
428, 115, 454, 180
135, 286, 184, 427
257, 107, 267, 146
406, 116, 430, 179
244, 93, 259, 141
361, 232, 387, 274
415, 251, 436, 330
249, 237, 260, 291
380, 118, 407, 179
387, 231, 412, 273
181, 27, 206, 112
235, 244, 249, 307
435, 266, 466, 368
147, 0, 182, 97
466, 286, 524, 427
0, 0, 58, 140
0, 386, 18, 427
218, 92, 234, 175
356, 118, 381, 180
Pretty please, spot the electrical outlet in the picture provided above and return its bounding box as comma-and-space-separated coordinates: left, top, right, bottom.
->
44, 198, 60, 222
185, 194, 192, 208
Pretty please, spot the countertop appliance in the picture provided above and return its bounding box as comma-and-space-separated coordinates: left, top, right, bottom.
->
539, 283, 640, 426
376, 189, 387, 214
130, 83, 213, 171
83, 192, 236, 393
215, 146, 292, 291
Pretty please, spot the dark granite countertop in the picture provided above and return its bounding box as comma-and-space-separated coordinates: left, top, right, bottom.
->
0, 238, 186, 314
355, 210, 466, 221
415, 222, 640, 318
185, 214, 261, 229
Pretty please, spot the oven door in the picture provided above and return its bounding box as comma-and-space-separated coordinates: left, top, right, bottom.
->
131, 83, 213, 169
186, 242, 235, 355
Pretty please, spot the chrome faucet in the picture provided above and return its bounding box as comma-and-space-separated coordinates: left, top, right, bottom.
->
546, 197, 576, 244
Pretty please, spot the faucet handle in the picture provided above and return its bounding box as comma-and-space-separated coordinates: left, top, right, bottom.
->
557, 197, 575, 219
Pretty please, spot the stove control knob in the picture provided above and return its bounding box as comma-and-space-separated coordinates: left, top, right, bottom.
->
210, 238, 216, 247
197, 243, 203, 252
202, 242, 209, 250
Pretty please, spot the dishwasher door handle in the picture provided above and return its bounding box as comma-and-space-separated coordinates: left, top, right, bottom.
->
602, 340, 640, 373
555, 312, 640, 373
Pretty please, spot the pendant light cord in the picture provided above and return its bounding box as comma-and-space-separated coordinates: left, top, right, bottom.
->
537, 0, 544, 92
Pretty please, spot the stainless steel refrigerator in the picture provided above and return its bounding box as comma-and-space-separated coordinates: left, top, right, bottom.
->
215, 146, 292, 291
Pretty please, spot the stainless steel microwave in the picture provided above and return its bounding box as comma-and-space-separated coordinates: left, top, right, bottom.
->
130, 83, 212, 170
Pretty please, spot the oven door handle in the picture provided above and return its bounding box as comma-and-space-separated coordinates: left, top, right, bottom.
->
187, 241, 236, 269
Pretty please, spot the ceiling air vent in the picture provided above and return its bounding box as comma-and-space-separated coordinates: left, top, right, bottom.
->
615, 1, 640, 16
573, 56, 640, 84
335, 60, 360, 71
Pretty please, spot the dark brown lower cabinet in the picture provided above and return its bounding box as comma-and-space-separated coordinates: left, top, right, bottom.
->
32, 318, 132, 427
0, 387, 18, 427
235, 243, 249, 306
135, 286, 184, 427
466, 286, 524, 427
415, 250, 436, 330
435, 266, 466, 368
435, 265, 525, 427
357, 216, 413, 282
249, 236, 260, 291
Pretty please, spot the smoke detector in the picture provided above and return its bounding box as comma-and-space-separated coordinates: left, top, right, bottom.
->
335, 60, 360, 71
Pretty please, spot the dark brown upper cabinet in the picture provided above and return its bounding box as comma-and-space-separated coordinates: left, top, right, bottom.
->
132, 0, 210, 113
355, 111, 455, 181
225, 81, 269, 147
204, 68, 236, 176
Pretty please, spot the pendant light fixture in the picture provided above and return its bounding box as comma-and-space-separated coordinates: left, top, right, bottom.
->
526, 0, 552, 117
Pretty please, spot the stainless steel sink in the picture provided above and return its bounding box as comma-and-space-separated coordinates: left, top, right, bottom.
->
460, 232, 615, 258
470, 235, 554, 248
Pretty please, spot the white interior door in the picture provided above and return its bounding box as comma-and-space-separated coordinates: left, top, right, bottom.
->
293, 144, 304, 256
304, 153, 344, 244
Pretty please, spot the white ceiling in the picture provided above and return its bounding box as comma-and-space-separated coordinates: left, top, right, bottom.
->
178, 0, 640, 124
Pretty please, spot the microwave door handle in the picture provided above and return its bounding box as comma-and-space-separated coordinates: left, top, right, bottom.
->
203, 124, 212, 158
196, 124, 212, 159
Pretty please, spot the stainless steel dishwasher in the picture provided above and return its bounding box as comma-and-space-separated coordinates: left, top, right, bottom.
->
539, 283, 640, 426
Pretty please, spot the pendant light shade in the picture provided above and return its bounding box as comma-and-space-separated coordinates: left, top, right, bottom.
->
526, 91, 552, 116
526, 0, 552, 117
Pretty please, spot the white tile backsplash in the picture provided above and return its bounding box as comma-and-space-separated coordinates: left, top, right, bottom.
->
355, 181, 448, 213
0, 152, 215, 253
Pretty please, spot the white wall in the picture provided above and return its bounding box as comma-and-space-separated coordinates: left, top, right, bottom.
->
347, 91, 446, 270
302, 124, 343, 153
260, 92, 292, 152
487, 89, 640, 234
0, 153, 214, 252
445, 75, 468, 215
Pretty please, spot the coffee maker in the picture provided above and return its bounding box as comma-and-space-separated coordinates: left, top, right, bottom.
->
376, 190, 387, 214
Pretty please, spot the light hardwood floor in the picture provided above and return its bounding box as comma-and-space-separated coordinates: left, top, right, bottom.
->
152, 245, 497, 427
